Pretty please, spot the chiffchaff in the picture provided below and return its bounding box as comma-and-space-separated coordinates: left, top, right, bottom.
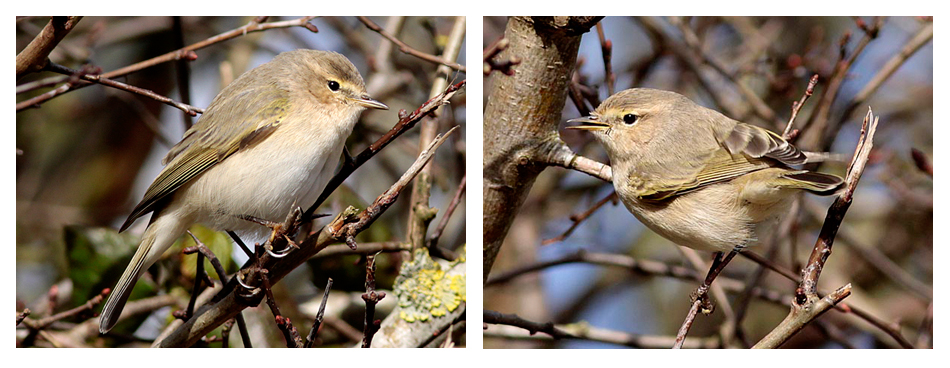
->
99, 50, 387, 333
567, 88, 842, 253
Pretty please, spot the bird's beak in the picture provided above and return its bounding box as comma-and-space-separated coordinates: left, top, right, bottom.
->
566, 116, 609, 131
352, 93, 389, 110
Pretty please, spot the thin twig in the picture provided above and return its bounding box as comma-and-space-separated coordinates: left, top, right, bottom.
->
181, 233, 252, 348
304, 278, 333, 348
303, 80, 465, 220
542, 191, 617, 246
672, 250, 738, 349
360, 253, 384, 348
595, 21, 615, 95
16, 16, 317, 112
426, 174, 466, 250
798, 108, 879, 300
43, 62, 203, 115
154, 125, 460, 347
484, 310, 719, 349
357, 16, 466, 72
668, 17, 781, 128
841, 22, 932, 126
783, 74, 820, 139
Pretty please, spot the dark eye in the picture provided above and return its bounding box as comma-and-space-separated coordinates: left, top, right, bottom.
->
327, 81, 340, 91
623, 113, 638, 125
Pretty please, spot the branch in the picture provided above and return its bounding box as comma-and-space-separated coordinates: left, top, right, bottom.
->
752, 109, 880, 348
153, 125, 459, 347
303, 80, 465, 220
483, 16, 601, 282
360, 254, 384, 348
16, 16, 318, 112
841, 22, 932, 125
798, 108, 879, 300
304, 278, 333, 348
44, 62, 203, 116
484, 310, 719, 349
357, 16, 466, 73
752, 283, 852, 348
16, 16, 82, 78
541, 191, 617, 245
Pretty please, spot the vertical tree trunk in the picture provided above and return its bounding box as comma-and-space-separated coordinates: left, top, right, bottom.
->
483, 16, 601, 282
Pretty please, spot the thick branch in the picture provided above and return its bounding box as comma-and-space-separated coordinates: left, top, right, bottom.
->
153, 126, 457, 347
16, 16, 82, 79
483, 16, 601, 282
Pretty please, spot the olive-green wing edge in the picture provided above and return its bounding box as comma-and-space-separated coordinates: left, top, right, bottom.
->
118, 100, 287, 232
635, 123, 808, 202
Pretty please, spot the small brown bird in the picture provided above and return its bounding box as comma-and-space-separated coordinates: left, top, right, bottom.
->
567, 88, 842, 254
99, 50, 388, 333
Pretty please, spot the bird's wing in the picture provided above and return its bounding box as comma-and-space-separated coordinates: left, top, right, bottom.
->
631, 122, 804, 201
119, 89, 288, 232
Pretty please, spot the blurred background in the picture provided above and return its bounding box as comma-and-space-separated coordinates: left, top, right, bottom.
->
483, 16, 931, 348
16, 16, 466, 347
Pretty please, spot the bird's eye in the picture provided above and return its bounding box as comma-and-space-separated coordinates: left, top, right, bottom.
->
622, 113, 638, 125
327, 81, 340, 91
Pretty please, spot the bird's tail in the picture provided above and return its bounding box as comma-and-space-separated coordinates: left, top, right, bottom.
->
99, 215, 185, 334
782, 171, 845, 195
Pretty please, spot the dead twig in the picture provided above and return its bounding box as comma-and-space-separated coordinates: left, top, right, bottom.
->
358, 16, 465, 73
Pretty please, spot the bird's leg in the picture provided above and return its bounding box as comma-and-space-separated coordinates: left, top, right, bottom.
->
226, 231, 261, 295
692, 248, 740, 314
235, 207, 303, 258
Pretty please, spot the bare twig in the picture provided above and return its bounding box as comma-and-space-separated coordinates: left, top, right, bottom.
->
427, 175, 466, 250
304, 278, 333, 348
542, 144, 613, 182
154, 125, 459, 347
303, 80, 465, 220
357, 16, 466, 72
43, 62, 203, 115
485, 310, 719, 349
752, 284, 852, 348
20, 289, 108, 335
800, 17, 883, 150
360, 253, 384, 348
181, 233, 252, 348
668, 17, 781, 128
542, 191, 617, 245
841, 22, 932, 124
16, 16, 82, 78
595, 21, 615, 95
783, 74, 820, 139
798, 108, 879, 300
753, 109, 880, 349
16, 16, 317, 111
672, 250, 738, 349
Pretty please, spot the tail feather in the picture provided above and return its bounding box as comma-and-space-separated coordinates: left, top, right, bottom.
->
100, 213, 186, 334
99, 230, 154, 334
783, 171, 844, 195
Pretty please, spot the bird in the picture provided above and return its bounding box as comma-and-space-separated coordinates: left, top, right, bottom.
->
567, 88, 842, 255
99, 50, 388, 334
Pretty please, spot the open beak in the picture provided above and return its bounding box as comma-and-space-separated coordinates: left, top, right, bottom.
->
352, 93, 389, 110
566, 115, 609, 131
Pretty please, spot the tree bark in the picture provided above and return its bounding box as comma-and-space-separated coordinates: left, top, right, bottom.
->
483, 16, 601, 282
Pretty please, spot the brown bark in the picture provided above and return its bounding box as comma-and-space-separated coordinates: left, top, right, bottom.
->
483, 16, 601, 282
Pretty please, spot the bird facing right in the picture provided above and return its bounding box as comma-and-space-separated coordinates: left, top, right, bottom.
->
567, 88, 843, 254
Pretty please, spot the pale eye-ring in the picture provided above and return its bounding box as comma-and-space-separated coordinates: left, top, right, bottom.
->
327, 80, 340, 91
623, 113, 638, 125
